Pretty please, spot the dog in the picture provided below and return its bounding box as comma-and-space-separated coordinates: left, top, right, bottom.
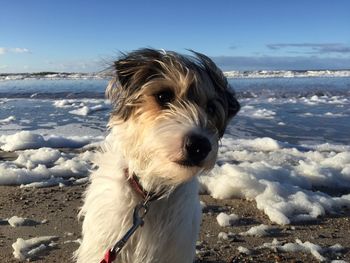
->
75, 48, 240, 263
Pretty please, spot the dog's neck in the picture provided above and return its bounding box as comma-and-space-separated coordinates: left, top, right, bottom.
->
125, 168, 166, 201
106, 128, 177, 198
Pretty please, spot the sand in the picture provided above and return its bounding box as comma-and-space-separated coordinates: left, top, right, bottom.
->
0, 184, 349, 263
1, 149, 350, 262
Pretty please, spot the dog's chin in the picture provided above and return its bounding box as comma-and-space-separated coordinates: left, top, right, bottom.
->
167, 161, 201, 183
141, 160, 203, 186
163, 158, 216, 184
174, 158, 207, 168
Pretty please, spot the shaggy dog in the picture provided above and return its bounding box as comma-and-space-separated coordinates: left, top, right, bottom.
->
75, 49, 240, 263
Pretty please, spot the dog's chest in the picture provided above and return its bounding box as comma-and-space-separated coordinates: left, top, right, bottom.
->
120, 182, 202, 263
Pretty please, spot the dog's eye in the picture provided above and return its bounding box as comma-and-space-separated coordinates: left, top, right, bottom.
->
207, 101, 216, 116
155, 90, 175, 108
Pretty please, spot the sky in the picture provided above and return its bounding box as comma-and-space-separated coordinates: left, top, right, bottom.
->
1, 0, 350, 73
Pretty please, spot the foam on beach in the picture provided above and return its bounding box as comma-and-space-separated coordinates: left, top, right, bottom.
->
199, 136, 350, 225
0, 131, 94, 151
7, 216, 43, 227
0, 131, 96, 186
259, 238, 345, 262
1, 131, 350, 225
1, 129, 350, 226
216, 212, 239, 227
240, 224, 274, 237
12, 236, 58, 260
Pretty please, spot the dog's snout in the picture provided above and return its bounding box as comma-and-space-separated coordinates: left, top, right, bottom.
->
184, 133, 211, 165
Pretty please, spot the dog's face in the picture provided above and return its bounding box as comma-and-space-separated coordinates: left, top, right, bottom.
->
107, 49, 240, 187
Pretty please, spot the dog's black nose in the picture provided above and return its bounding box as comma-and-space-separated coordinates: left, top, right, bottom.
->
184, 133, 212, 165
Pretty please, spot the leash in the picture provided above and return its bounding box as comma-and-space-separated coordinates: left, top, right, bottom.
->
100, 170, 163, 263
100, 198, 150, 263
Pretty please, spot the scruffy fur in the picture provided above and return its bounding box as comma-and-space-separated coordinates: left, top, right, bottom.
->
75, 49, 240, 263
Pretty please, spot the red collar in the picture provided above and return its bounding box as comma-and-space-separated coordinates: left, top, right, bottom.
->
124, 169, 163, 201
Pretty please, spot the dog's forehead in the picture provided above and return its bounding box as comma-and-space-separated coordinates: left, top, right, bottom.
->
139, 60, 218, 101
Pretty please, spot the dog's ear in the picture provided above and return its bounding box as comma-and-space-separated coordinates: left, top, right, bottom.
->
225, 88, 240, 119
191, 50, 240, 120
106, 76, 132, 121
106, 49, 161, 120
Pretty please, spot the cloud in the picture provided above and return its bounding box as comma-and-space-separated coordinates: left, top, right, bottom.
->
12, 47, 30, 53
0, 47, 31, 55
44, 59, 102, 72
211, 55, 350, 70
267, 43, 350, 54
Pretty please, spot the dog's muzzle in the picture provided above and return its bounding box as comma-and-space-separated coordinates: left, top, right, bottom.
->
176, 133, 211, 167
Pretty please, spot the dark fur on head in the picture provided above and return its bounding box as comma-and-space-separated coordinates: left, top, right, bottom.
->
106, 48, 240, 137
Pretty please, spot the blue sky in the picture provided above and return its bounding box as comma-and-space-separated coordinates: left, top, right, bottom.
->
1, 0, 350, 72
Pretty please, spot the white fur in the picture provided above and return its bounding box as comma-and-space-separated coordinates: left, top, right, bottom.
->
75, 49, 235, 263
75, 129, 202, 263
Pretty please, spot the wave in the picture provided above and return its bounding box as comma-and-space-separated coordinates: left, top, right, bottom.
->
236, 89, 350, 99
0, 72, 106, 81
0, 92, 105, 99
0, 75, 349, 99
1, 70, 350, 81
0, 90, 349, 100
224, 70, 350, 79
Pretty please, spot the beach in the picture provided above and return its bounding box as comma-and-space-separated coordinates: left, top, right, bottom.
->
1, 74, 350, 262
0, 180, 349, 262
3, 0, 350, 261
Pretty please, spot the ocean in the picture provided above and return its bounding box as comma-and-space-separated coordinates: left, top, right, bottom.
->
1, 77, 349, 144
0, 75, 350, 226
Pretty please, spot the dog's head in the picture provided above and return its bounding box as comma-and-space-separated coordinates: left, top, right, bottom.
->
106, 49, 240, 187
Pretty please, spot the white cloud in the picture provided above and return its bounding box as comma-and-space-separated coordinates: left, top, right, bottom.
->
12, 47, 30, 53
267, 43, 350, 54
45, 59, 101, 72
212, 55, 350, 70
0, 47, 31, 55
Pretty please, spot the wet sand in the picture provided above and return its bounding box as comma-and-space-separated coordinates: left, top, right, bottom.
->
0, 183, 349, 263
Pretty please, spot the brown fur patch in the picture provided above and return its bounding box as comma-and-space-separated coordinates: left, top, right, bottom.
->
107, 48, 240, 137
